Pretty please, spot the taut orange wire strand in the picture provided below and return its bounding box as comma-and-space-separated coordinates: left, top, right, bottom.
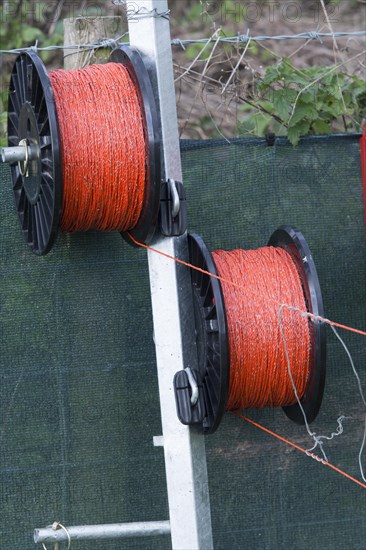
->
49, 63, 147, 232
233, 412, 366, 490
128, 233, 366, 338
212, 247, 310, 410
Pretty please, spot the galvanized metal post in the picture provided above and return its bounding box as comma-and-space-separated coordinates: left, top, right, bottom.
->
33, 4, 213, 547
127, 1, 213, 549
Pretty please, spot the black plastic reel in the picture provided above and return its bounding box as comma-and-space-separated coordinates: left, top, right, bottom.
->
176, 233, 230, 434
7, 51, 62, 255
268, 225, 326, 424
7, 46, 161, 254
178, 226, 326, 433
111, 46, 161, 246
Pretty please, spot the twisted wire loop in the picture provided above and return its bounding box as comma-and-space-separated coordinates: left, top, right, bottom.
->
49, 63, 147, 233
41, 522, 71, 550
212, 246, 310, 411
236, 412, 366, 490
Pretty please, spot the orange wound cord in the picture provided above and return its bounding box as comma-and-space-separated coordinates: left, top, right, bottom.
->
128, 233, 366, 338
129, 234, 366, 489
233, 412, 366, 490
49, 63, 147, 232
212, 247, 310, 410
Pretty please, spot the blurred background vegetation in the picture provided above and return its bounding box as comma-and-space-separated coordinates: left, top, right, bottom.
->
0, 0, 365, 144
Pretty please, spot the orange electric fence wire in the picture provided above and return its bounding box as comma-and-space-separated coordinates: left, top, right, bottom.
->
233, 412, 366, 490
49, 63, 147, 233
128, 233, 366, 338
212, 247, 310, 410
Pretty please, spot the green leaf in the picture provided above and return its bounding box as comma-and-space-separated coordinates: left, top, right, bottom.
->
256, 100, 274, 112
290, 103, 318, 125
327, 83, 344, 101
281, 87, 298, 103
239, 112, 271, 137
261, 65, 281, 86
322, 69, 337, 87
253, 114, 272, 136
352, 85, 366, 102
300, 90, 317, 104
311, 119, 331, 134
284, 73, 310, 87
319, 101, 345, 118
272, 90, 290, 121
279, 58, 297, 77
287, 120, 311, 146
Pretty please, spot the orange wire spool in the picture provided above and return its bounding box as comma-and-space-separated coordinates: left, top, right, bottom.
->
6, 46, 160, 255
174, 225, 326, 433
49, 62, 147, 234
212, 245, 311, 411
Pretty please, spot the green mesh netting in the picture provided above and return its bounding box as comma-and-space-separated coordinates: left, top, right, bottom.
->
1, 134, 365, 549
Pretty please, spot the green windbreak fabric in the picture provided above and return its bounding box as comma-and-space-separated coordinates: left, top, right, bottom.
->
1, 133, 365, 549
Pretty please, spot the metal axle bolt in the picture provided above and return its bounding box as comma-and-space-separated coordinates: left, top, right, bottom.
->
1, 145, 29, 164
1, 141, 40, 177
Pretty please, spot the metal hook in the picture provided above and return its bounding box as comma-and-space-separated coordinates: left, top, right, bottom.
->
168, 179, 180, 218
184, 367, 199, 406
54, 523, 71, 550
41, 522, 71, 550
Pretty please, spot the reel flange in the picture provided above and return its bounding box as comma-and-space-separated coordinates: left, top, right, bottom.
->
268, 225, 326, 424
6, 51, 61, 255
110, 46, 161, 246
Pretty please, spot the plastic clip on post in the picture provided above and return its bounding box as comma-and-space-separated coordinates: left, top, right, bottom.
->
159, 179, 186, 236
266, 132, 276, 146
174, 368, 206, 425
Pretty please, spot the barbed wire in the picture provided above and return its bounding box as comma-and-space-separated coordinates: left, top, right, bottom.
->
171, 30, 366, 48
0, 35, 128, 55
0, 29, 365, 55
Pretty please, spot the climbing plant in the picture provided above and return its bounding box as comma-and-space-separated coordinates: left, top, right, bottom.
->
239, 58, 366, 145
